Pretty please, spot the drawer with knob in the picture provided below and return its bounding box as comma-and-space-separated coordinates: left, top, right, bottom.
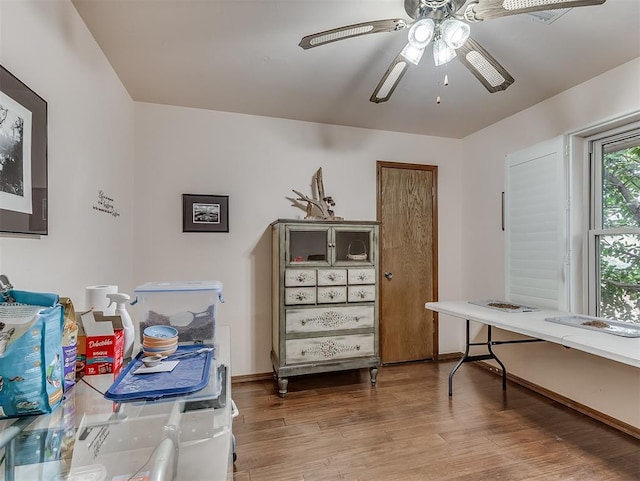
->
347, 285, 376, 302
347, 268, 376, 285
285, 334, 375, 364
284, 287, 317, 305
317, 269, 347, 286
284, 269, 317, 287
317, 286, 347, 304
285, 305, 374, 333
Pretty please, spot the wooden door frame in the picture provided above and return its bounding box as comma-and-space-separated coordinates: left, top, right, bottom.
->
376, 161, 439, 360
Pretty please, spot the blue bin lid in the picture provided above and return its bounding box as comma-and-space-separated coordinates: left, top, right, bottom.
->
135, 280, 223, 293
104, 345, 216, 402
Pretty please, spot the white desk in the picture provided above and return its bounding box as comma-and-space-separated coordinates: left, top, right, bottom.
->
426, 301, 640, 395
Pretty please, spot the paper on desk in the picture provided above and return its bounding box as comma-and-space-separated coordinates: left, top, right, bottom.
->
134, 360, 179, 375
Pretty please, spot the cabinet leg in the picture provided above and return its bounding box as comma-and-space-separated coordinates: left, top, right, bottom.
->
369, 366, 378, 385
277, 377, 288, 397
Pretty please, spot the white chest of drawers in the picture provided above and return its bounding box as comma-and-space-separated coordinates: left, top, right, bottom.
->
271, 219, 380, 396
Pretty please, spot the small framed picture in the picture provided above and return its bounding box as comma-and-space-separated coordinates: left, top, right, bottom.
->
182, 194, 229, 233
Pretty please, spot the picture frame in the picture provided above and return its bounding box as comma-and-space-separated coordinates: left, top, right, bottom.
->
182, 194, 229, 233
0, 65, 48, 235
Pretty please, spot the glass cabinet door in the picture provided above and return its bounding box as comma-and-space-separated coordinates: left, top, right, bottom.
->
285, 224, 375, 266
334, 227, 374, 265
286, 226, 329, 264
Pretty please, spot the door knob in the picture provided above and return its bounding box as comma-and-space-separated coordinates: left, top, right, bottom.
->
384, 272, 393, 280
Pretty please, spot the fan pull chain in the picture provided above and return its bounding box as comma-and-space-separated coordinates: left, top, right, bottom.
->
436, 68, 449, 105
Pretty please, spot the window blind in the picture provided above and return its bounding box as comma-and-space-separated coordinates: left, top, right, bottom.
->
505, 137, 568, 310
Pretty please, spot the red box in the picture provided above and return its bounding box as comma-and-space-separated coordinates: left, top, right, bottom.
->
78, 311, 125, 376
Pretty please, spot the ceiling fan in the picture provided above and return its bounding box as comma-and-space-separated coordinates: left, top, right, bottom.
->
298, 0, 607, 103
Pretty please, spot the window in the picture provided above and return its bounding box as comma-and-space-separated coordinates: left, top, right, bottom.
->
504, 115, 640, 319
588, 124, 640, 323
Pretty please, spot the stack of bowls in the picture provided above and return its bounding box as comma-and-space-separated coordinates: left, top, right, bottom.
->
142, 325, 179, 357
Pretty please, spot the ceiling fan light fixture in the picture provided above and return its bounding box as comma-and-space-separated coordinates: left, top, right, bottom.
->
433, 37, 456, 66
400, 43, 425, 65
407, 18, 435, 49
440, 18, 470, 50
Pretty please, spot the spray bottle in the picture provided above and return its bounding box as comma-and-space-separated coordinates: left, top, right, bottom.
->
107, 293, 135, 360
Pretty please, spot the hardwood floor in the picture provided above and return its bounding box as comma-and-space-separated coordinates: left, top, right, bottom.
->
231, 361, 640, 481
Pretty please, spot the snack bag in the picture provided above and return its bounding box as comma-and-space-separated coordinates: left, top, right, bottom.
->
0, 290, 64, 418
59, 297, 78, 391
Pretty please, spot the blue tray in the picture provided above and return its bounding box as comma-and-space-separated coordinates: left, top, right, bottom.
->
104, 344, 213, 402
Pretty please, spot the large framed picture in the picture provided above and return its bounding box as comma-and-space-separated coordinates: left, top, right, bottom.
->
182, 194, 229, 233
0, 65, 48, 235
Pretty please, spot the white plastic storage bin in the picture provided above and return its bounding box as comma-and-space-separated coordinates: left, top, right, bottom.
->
134, 281, 223, 343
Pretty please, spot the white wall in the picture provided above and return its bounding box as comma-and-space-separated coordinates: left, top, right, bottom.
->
461, 57, 640, 428
133, 102, 464, 376
0, 1, 135, 303
5, 0, 634, 430
0, 0, 463, 381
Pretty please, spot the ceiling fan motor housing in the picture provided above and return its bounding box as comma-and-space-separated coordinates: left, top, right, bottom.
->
404, 0, 467, 19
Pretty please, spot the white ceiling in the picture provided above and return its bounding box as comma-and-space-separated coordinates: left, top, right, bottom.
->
71, 0, 640, 139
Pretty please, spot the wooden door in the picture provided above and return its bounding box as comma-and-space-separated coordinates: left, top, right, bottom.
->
377, 162, 438, 363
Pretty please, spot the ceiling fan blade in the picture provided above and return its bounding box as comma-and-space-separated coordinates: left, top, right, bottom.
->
457, 37, 514, 93
299, 19, 408, 49
370, 51, 411, 103
463, 0, 606, 21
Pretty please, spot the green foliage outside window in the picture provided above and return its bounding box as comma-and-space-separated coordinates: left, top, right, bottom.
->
600, 146, 640, 322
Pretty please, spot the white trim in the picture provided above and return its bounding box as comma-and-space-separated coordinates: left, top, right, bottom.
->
566, 110, 640, 138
